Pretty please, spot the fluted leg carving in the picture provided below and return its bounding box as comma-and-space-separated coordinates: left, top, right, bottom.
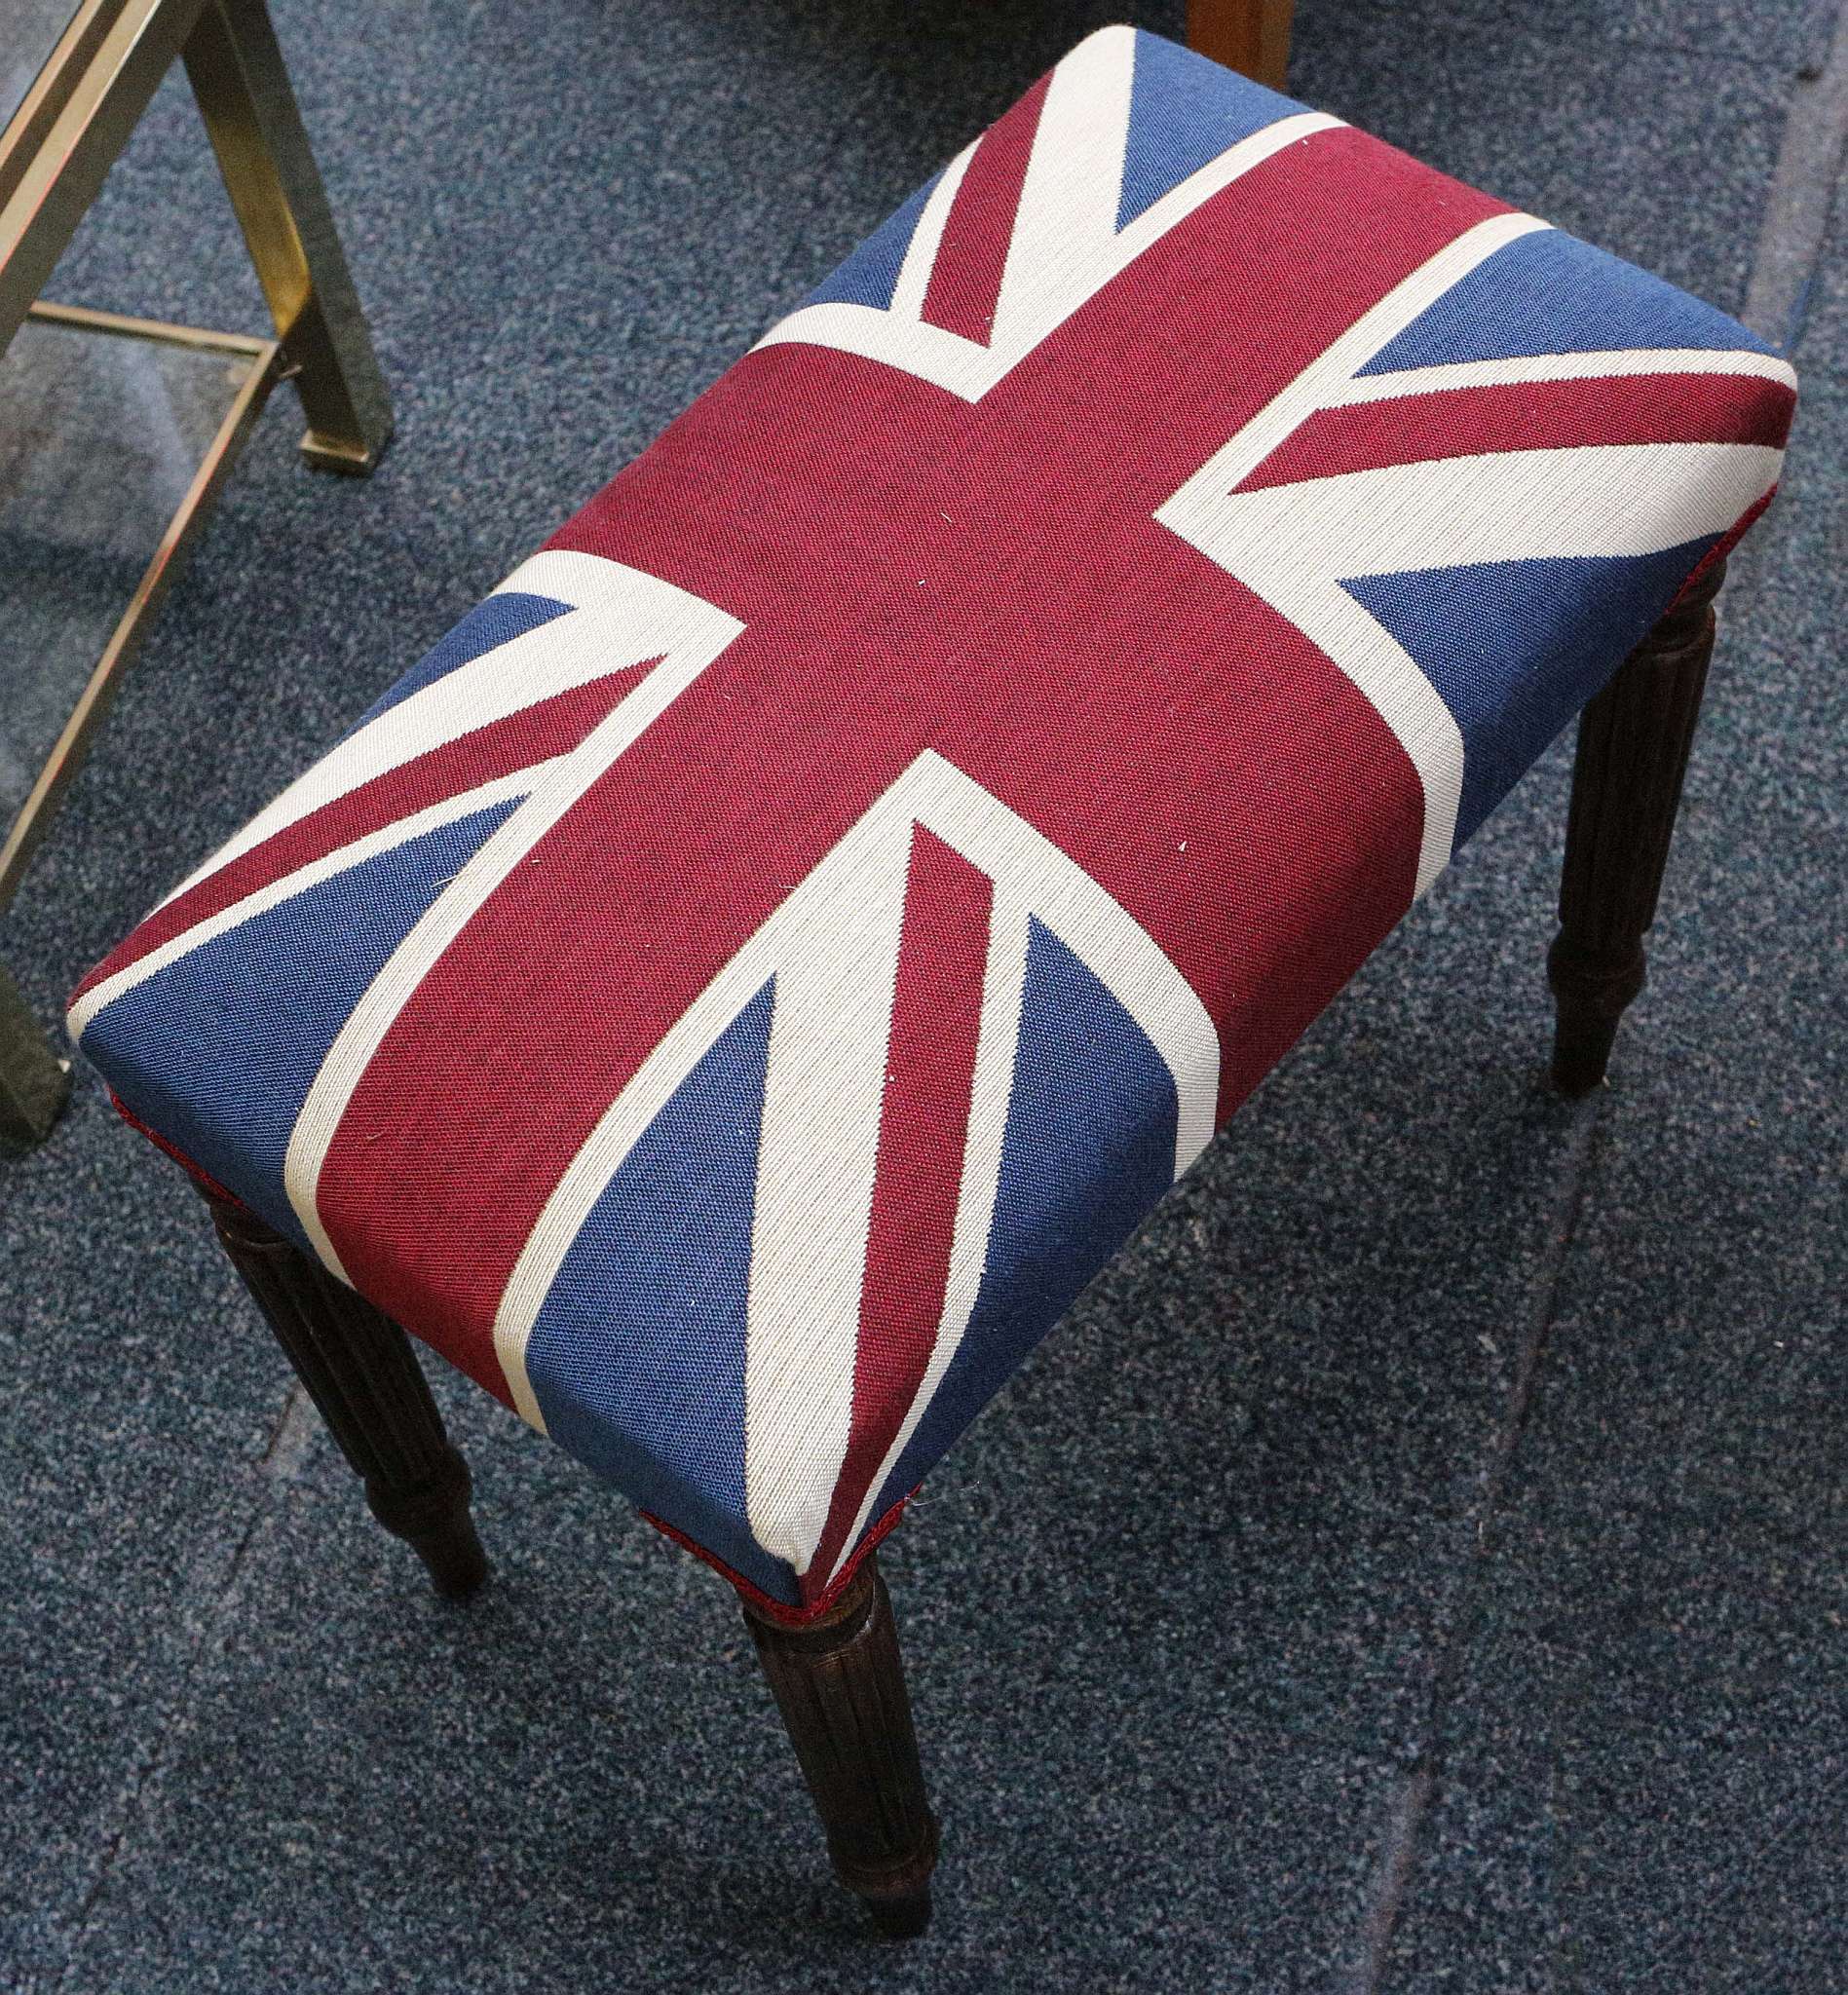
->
742, 1555, 939, 1937
201, 1186, 488, 1598
1549, 560, 1725, 1097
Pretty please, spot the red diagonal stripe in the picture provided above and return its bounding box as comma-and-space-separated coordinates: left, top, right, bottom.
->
318, 130, 1502, 1396
1237, 369, 1796, 493
921, 72, 1050, 344
72, 670, 648, 1003
805, 826, 993, 1596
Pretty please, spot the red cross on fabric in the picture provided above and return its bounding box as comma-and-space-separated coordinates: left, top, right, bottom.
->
319, 127, 1508, 1397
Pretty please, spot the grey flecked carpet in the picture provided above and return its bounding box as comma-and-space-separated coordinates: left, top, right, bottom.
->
3, 3, 1844, 1989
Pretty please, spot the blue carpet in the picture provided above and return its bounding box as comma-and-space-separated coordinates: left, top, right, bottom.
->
2, 3, 1842, 1989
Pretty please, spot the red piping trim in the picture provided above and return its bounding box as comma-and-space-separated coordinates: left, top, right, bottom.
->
639, 1495, 913, 1626
1669, 486, 1777, 608
107, 1092, 244, 1207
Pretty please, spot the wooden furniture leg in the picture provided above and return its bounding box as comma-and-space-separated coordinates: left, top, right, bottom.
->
741, 1555, 939, 1938
1549, 560, 1726, 1097
1188, 0, 1298, 90
201, 1186, 488, 1597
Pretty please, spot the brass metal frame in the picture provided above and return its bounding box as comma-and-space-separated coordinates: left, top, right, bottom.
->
0, 0, 391, 1146
0, 303, 282, 915
0, 0, 391, 466
181, 0, 392, 472
0, 1, 209, 350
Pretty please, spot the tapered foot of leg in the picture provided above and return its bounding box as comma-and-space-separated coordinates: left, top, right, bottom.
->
1547, 939, 1642, 1099
865, 1890, 932, 1939
201, 1186, 488, 1598
742, 1555, 939, 1937
1550, 562, 1724, 1096
363, 1445, 488, 1599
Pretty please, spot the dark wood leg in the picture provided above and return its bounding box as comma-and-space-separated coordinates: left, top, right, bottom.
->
201, 1186, 487, 1598
741, 1555, 939, 1938
1549, 560, 1725, 1097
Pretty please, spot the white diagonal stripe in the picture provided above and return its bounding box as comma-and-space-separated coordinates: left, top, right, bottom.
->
1194, 442, 1785, 580
887, 141, 977, 323
158, 550, 658, 912
283, 563, 745, 1284
67, 764, 551, 1042
490, 769, 913, 1442
1159, 212, 1536, 893
740, 818, 913, 1570
1161, 212, 1550, 508
754, 18, 1340, 402
756, 110, 1340, 400
490, 748, 1219, 1574
1327, 346, 1799, 407
821, 887, 1033, 1585
1168, 441, 1780, 890
989, 22, 1137, 350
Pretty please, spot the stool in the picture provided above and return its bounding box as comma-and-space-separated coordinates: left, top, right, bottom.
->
68, 27, 1793, 1937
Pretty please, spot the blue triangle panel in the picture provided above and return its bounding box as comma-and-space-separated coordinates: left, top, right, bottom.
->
1118, 29, 1304, 228
804, 171, 944, 313
1359, 229, 1774, 376
1344, 539, 1718, 847
870, 920, 1179, 1530
525, 981, 793, 1602
80, 801, 520, 1250
356, 592, 576, 729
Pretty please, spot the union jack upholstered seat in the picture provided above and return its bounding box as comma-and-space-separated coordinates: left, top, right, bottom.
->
71, 26, 1793, 1622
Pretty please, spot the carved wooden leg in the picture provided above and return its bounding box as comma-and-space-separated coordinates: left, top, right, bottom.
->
742, 1555, 939, 1938
1188, 0, 1298, 89
201, 1186, 487, 1598
1549, 560, 1725, 1097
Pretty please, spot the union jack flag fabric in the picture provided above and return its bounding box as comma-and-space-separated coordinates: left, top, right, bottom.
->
71, 27, 1794, 1616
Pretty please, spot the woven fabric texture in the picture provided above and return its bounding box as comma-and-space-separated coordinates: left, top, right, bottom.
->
71, 25, 1794, 1614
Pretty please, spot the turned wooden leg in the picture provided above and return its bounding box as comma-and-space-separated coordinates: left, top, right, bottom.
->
201, 1186, 487, 1598
1549, 560, 1725, 1097
742, 1555, 939, 1938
